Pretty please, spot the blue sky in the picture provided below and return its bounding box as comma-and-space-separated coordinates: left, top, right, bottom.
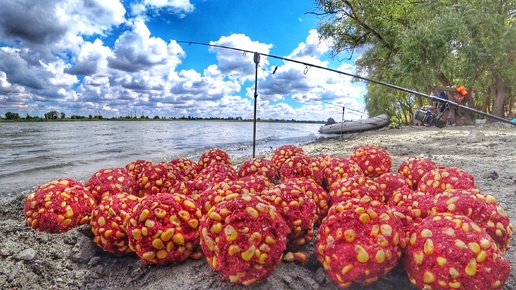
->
0, 0, 367, 121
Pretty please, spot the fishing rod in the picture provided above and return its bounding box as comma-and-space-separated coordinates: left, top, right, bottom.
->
178, 40, 515, 127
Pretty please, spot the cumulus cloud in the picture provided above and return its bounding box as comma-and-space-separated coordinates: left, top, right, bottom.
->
108, 21, 185, 72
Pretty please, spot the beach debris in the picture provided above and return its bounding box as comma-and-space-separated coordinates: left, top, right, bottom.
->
417, 166, 475, 196
397, 157, 437, 189
271, 144, 305, 170
237, 158, 279, 183
316, 196, 405, 289
349, 144, 392, 178
24, 178, 96, 233
8, 261, 23, 282
14, 248, 36, 261
85, 168, 138, 203
198, 148, 233, 169
404, 213, 510, 290
90, 192, 140, 256
261, 180, 318, 251
466, 130, 486, 143
199, 193, 288, 285
125, 193, 202, 265
430, 188, 513, 253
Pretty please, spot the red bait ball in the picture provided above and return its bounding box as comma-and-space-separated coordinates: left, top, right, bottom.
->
24, 178, 96, 233
279, 154, 313, 181
285, 178, 329, 222
197, 180, 244, 215
85, 167, 138, 203
90, 192, 140, 256
237, 158, 279, 183
168, 158, 200, 180
321, 156, 364, 191
236, 175, 274, 195
309, 154, 332, 186
431, 188, 513, 253
417, 166, 475, 196
199, 194, 289, 285
125, 160, 153, 180
349, 144, 392, 178
388, 190, 435, 220
316, 196, 405, 289
261, 181, 318, 250
195, 163, 238, 190
137, 162, 183, 197
328, 176, 385, 206
168, 180, 206, 204
404, 213, 510, 290
397, 157, 436, 189
126, 193, 202, 265
374, 172, 410, 201
198, 148, 233, 169
271, 144, 304, 171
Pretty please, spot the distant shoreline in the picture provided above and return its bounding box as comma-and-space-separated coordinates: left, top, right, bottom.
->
0, 118, 324, 124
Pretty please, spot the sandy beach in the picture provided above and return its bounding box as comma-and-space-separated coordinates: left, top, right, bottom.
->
1, 123, 515, 290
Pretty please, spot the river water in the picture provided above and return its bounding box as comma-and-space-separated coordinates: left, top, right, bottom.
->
0, 120, 323, 201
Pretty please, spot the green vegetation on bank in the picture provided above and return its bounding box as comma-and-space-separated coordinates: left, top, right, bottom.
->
1, 111, 323, 124
314, 0, 516, 123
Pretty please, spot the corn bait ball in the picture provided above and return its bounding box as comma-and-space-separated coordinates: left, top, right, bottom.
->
237, 158, 279, 183
388, 190, 435, 220
349, 144, 392, 178
271, 144, 304, 170
279, 154, 313, 181
198, 148, 233, 169
329, 176, 385, 206
90, 193, 140, 256
310, 154, 332, 186
316, 197, 405, 288
125, 159, 153, 180
417, 166, 475, 196
261, 182, 318, 250
137, 163, 183, 197
168, 158, 200, 180
286, 177, 329, 222
126, 193, 202, 265
431, 189, 513, 253
197, 180, 244, 214
321, 157, 364, 191
199, 194, 289, 285
397, 157, 436, 189
24, 179, 96, 233
85, 168, 139, 203
236, 175, 274, 195
374, 172, 410, 201
404, 213, 510, 290
195, 163, 238, 188
169, 180, 206, 204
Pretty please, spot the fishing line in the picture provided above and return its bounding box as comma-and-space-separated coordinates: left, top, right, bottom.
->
177, 40, 515, 126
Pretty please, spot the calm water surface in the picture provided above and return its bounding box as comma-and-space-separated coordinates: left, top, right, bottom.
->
0, 120, 323, 201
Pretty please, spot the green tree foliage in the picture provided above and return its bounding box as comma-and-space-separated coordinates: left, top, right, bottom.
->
5, 112, 20, 120
314, 0, 516, 123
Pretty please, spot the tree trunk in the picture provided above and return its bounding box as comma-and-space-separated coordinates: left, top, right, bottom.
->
491, 75, 506, 121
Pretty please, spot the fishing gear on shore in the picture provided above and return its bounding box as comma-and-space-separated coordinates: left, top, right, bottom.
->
178, 40, 515, 126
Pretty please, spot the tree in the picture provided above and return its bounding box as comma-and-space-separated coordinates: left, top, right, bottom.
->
314, 0, 516, 123
5, 112, 20, 120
